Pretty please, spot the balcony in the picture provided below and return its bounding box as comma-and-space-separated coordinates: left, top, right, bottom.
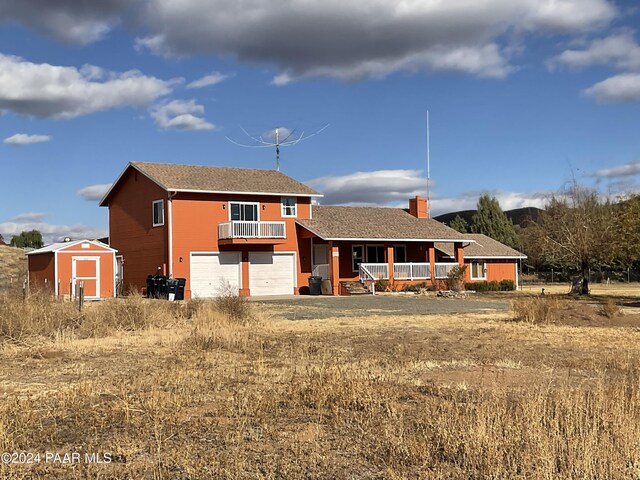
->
218, 221, 287, 245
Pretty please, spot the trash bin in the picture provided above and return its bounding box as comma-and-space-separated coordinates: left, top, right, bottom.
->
175, 278, 186, 301
146, 275, 155, 298
153, 275, 168, 299
166, 278, 178, 301
308, 276, 322, 295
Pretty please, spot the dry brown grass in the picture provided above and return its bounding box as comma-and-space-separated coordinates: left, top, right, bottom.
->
0, 245, 27, 291
2, 293, 640, 478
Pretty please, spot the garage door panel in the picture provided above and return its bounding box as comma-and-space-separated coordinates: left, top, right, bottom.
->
249, 252, 294, 296
191, 252, 241, 298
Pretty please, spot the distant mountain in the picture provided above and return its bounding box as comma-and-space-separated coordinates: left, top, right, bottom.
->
434, 207, 543, 228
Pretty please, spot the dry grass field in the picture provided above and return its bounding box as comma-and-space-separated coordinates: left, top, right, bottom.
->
0, 245, 27, 290
1, 290, 640, 479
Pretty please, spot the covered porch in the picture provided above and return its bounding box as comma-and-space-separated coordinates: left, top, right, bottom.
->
308, 239, 466, 295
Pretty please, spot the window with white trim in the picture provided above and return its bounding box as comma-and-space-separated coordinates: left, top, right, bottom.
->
230, 202, 258, 221
281, 197, 297, 217
152, 200, 164, 227
470, 261, 486, 280
352, 245, 364, 272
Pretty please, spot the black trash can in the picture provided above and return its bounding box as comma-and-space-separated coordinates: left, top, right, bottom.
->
146, 275, 155, 298
166, 278, 178, 300
308, 276, 323, 296
153, 275, 168, 299
175, 278, 186, 301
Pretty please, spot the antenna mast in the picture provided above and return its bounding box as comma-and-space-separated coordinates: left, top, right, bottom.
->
226, 124, 329, 171
426, 110, 431, 218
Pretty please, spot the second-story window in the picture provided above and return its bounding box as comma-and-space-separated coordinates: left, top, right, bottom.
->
230, 202, 258, 221
152, 199, 164, 227
281, 197, 297, 217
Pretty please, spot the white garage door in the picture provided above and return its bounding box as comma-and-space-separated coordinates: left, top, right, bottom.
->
249, 252, 295, 296
190, 252, 241, 297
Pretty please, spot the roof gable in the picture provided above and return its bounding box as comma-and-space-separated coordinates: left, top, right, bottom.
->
435, 233, 526, 258
100, 161, 321, 205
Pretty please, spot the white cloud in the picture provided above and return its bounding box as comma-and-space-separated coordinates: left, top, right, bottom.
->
187, 72, 233, 89
0, 0, 133, 44
591, 160, 640, 178
0, 221, 107, 245
0, 53, 176, 118
151, 99, 216, 131
549, 31, 640, 71
3, 133, 51, 145
77, 184, 112, 201
8, 212, 47, 222
584, 73, 640, 102
308, 169, 430, 206
136, 0, 616, 83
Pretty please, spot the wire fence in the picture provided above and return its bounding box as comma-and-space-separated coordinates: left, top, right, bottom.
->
521, 268, 640, 285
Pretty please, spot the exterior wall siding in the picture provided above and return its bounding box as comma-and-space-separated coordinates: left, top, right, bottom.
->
56, 251, 115, 298
107, 169, 168, 293
28, 253, 55, 290
465, 259, 517, 283
167, 192, 312, 298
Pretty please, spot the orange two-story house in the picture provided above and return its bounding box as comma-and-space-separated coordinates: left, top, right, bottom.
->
101, 162, 526, 298
100, 162, 323, 298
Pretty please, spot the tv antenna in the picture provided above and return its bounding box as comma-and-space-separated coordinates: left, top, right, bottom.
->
226, 124, 329, 171
426, 110, 431, 218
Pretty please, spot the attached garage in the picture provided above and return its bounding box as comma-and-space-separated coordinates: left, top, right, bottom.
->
249, 251, 296, 296
27, 240, 117, 300
190, 252, 241, 298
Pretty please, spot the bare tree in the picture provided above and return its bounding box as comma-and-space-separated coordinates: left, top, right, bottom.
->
525, 182, 616, 295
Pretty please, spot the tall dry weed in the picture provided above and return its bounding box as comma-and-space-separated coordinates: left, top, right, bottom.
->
512, 296, 559, 324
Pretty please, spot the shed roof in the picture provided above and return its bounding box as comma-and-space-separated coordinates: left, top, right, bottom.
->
297, 206, 471, 242
100, 162, 321, 205
435, 233, 526, 258
26, 240, 116, 255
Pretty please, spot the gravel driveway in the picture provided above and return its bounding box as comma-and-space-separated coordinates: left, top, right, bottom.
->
252, 294, 511, 320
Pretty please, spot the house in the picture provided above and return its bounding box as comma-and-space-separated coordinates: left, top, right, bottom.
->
435, 234, 526, 285
27, 240, 118, 299
100, 162, 525, 298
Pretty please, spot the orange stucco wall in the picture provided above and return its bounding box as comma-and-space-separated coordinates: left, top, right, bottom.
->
465, 259, 517, 283
170, 192, 313, 298
107, 168, 168, 292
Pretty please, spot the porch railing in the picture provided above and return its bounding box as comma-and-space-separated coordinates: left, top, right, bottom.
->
435, 262, 459, 279
393, 262, 430, 280
358, 264, 376, 294
218, 221, 286, 239
312, 264, 330, 280
359, 263, 389, 280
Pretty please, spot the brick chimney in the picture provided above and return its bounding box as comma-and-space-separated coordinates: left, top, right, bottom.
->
409, 196, 428, 219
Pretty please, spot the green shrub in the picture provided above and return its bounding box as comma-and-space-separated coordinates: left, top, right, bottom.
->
465, 280, 508, 292
499, 279, 515, 291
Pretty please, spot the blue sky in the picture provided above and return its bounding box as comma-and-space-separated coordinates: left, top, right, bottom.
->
0, 0, 639, 242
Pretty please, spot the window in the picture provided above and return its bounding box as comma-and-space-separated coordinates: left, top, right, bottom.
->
152, 200, 164, 227
352, 245, 364, 272
394, 245, 406, 263
470, 261, 486, 280
230, 202, 258, 221
281, 197, 297, 217
366, 245, 385, 263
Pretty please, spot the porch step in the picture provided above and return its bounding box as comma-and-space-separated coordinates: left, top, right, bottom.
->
341, 281, 372, 296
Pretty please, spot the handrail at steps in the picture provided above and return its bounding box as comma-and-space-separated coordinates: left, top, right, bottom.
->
358, 264, 376, 294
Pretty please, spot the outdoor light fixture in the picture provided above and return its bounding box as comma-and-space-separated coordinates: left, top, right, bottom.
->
262, 204, 266, 210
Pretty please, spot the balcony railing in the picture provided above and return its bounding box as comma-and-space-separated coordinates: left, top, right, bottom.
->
218, 221, 286, 239
435, 262, 459, 279
393, 262, 430, 280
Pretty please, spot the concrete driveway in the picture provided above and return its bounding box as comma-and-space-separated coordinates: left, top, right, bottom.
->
251, 294, 511, 320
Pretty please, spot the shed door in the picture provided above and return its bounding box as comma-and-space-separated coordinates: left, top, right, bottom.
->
190, 252, 241, 298
249, 252, 295, 296
72, 256, 100, 299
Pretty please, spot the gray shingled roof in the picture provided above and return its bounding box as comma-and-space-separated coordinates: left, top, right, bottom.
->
435, 233, 526, 258
297, 206, 470, 241
101, 162, 320, 205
